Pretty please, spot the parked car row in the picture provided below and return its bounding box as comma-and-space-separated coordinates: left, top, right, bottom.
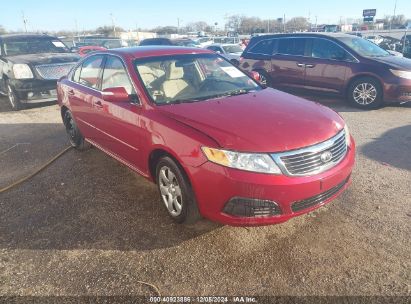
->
240, 33, 411, 109
2, 32, 411, 111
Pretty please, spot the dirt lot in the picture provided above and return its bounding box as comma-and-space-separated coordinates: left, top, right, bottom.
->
0, 95, 410, 299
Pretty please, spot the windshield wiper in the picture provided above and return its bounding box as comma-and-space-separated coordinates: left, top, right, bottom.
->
165, 89, 254, 105
201, 89, 253, 100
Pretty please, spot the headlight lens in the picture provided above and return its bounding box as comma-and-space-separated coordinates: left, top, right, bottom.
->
202, 147, 282, 174
13, 64, 34, 79
344, 124, 351, 146
390, 69, 411, 80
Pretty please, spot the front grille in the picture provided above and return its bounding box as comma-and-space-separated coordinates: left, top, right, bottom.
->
272, 130, 347, 176
291, 178, 348, 212
35, 63, 76, 80
223, 197, 282, 217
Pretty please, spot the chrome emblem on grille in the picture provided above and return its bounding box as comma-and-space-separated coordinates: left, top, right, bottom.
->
320, 151, 333, 163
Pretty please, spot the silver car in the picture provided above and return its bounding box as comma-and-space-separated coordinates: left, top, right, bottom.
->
206, 43, 244, 65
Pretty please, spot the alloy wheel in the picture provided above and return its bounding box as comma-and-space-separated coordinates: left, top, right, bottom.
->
353, 82, 377, 105
7, 85, 16, 108
158, 166, 183, 216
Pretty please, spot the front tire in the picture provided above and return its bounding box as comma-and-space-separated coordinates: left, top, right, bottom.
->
348, 77, 383, 109
63, 110, 90, 151
156, 157, 200, 224
6, 80, 23, 111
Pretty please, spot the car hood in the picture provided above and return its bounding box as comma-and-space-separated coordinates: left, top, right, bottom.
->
371, 55, 411, 70
4, 53, 80, 65
157, 89, 345, 153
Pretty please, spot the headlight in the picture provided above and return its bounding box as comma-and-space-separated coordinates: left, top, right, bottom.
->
201, 147, 282, 174
13, 64, 34, 79
344, 124, 351, 146
390, 69, 411, 80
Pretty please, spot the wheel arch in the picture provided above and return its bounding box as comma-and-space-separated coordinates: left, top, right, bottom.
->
60, 105, 69, 121
345, 73, 384, 99
148, 147, 193, 186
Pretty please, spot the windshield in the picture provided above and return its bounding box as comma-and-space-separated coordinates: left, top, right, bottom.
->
135, 53, 261, 105
3, 38, 70, 56
337, 37, 390, 57
222, 45, 243, 54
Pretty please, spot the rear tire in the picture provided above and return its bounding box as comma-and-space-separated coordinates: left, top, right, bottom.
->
6, 80, 23, 111
256, 70, 273, 87
156, 156, 201, 224
63, 110, 90, 151
347, 77, 383, 109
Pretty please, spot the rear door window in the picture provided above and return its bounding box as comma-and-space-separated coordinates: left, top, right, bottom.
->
78, 55, 104, 89
249, 39, 274, 55
277, 38, 307, 56
101, 56, 135, 95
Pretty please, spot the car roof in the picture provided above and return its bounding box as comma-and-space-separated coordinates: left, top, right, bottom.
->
0, 33, 55, 40
208, 43, 239, 47
251, 32, 355, 41
101, 46, 213, 59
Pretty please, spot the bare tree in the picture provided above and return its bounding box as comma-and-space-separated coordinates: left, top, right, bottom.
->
154, 26, 178, 35
96, 25, 125, 37
0, 25, 6, 34
286, 17, 309, 32
186, 21, 209, 32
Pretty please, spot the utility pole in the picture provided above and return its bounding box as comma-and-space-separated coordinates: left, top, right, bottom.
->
110, 13, 116, 37
22, 11, 28, 32
283, 14, 286, 33
390, 0, 398, 31
315, 16, 318, 31
267, 19, 270, 33
177, 18, 180, 34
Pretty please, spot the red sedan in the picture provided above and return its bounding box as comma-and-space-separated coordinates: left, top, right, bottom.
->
77, 45, 107, 57
57, 46, 355, 226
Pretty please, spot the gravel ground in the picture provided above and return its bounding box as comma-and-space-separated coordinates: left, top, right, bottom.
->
0, 95, 410, 299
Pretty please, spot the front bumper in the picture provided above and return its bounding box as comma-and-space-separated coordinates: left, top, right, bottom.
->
188, 138, 356, 226
383, 76, 411, 103
10, 79, 57, 103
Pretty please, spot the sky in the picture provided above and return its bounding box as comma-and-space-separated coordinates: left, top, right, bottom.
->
1, 0, 410, 32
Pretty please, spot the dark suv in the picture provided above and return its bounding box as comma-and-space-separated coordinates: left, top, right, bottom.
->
240, 33, 411, 109
0, 34, 80, 110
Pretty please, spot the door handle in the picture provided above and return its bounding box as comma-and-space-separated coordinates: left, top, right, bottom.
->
94, 100, 103, 108
67, 89, 75, 96
296, 63, 306, 67
305, 64, 316, 68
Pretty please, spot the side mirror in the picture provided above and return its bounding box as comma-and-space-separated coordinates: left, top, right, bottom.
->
215, 50, 221, 54
102, 87, 129, 103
